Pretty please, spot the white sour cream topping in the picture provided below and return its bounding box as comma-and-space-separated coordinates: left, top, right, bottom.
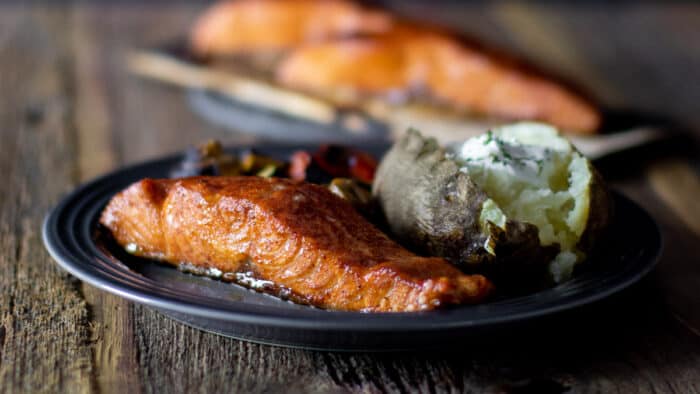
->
453, 131, 557, 187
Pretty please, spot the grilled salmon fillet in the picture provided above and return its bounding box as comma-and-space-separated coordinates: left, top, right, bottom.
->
277, 24, 600, 133
100, 177, 492, 312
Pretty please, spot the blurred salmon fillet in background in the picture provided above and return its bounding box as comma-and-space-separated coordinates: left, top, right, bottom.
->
190, 0, 392, 54
189, 0, 600, 133
278, 24, 600, 132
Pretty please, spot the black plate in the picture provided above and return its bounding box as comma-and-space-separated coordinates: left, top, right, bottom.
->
42, 145, 662, 351
188, 90, 392, 144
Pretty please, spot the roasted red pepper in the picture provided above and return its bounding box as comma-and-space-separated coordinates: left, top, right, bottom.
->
313, 145, 377, 184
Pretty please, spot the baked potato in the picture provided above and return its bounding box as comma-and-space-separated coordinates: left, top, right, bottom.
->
372, 123, 612, 284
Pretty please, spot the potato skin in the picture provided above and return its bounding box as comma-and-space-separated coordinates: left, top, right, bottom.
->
372, 130, 490, 266
372, 130, 556, 279
577, 160, 614, 257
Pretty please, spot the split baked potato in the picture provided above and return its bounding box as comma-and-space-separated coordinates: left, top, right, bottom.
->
372, 123, 612, 285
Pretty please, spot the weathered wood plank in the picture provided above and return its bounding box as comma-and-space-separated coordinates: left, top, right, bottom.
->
69, 5, 142, 393
81, 3, 256, 166
0, 5, 93, 393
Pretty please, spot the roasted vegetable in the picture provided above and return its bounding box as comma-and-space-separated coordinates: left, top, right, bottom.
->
240, 149, 285, 176
171, 141, 289, 178
327, 177, 380, 219
288, 150, 335, 184
172, 140, 379, 187
313, 145, 377, 184
170, 140, 240, 177
289, 145, 378, 184
372, 124, 612, 285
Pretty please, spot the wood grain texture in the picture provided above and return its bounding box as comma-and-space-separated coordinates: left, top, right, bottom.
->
70, 6, 142, 393
1, 2, 700, 393
0, 5, 93, 393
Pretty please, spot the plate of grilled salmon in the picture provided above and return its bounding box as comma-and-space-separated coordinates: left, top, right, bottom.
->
43, 125, 662, 350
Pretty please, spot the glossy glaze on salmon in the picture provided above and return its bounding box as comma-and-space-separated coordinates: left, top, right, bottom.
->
100, 177, 492, 312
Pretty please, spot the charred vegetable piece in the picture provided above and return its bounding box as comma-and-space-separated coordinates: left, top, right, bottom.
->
240, 149, 285, 175
348, 151, 378, 184
289, 151, 312, 181
170, 140, 240, 177
329, 178, 372, 204
328, 177, 374, 213
288, 150, 334, 184
256, 164, 277, 177
313, 145, 378, 184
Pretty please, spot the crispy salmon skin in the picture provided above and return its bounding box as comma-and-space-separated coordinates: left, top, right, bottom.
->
100, 177, 492, 312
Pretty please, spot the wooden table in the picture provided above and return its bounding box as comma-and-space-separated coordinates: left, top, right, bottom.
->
2, 2, 699, 393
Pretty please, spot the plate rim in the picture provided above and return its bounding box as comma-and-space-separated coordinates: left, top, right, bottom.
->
187, 89, 392, 144
42, 147, 664, 333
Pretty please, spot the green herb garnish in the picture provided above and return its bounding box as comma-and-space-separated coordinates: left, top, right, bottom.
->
483, 130, 494, 145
